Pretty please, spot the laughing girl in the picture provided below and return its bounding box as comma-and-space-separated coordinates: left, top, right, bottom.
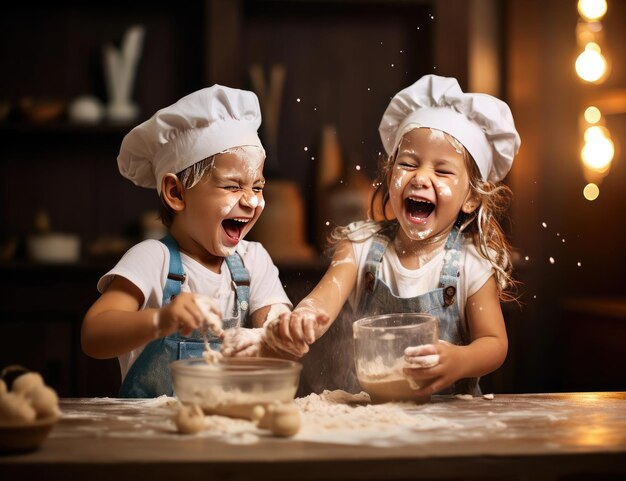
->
266, 75, 521, 396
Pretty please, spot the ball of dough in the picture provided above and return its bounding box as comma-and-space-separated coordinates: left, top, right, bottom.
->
250, 405, 265, 422
175, 404, 204, 434
12, 372, 44, 396
29, 385, 59, 418
268, 403, 301, 437
0, 392, 37, 424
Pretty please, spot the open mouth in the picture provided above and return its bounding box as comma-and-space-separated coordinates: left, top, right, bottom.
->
221, 218, 251, 243
405, 197, 435, 222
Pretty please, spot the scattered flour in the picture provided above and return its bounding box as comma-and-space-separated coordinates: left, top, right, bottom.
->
55, 390, 580, 448
455, 394, 474, 400
294, 390, 453, 444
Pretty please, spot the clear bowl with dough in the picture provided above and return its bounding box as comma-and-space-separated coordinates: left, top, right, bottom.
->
353, 312, 438, 403
170, 357, 301, 417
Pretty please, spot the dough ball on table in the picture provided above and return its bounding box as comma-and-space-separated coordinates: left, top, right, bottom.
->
0, 392, 37, 425
29, 385, 60, 418
258, 402, 301, 437
12, 372, 44, 397
175, 404, 205, 434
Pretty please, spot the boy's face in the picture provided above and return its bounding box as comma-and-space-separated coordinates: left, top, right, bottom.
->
388, 128, 474, 242
181, 146, 265, 258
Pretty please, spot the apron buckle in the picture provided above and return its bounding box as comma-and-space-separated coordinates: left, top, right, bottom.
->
365, 271, 375, 292
443, 285, 456, 306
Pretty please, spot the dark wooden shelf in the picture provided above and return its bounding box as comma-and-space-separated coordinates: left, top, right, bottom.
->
0, 121, 135, 136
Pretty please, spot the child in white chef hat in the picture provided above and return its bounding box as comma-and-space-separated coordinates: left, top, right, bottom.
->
263, 75, 521, 396
81, 85, 292, 397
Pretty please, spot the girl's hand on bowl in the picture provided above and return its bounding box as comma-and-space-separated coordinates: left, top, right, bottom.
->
403, 340, 464, 395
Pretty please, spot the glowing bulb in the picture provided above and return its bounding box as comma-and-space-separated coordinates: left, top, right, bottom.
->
583, 125, 609, 142
583, 183, 600, 201
578, 0, 607, 21
575, 43, 607, 83
581, 135, 614, 171
584, 106, 601, 124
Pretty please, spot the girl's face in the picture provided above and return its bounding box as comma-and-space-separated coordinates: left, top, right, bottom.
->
388, 128, 475, 243
179, 147, 265, 260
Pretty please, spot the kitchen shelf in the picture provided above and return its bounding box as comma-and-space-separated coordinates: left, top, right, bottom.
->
0, 121, 135, 136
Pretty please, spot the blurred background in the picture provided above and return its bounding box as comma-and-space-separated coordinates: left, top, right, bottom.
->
0, 0, 624, 397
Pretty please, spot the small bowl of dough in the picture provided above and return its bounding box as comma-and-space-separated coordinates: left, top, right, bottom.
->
170, 357, 301, 417
353, 313, 438, 403
0, 371, 60, 453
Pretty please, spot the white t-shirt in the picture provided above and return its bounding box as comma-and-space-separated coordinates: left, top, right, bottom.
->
98, 239, 292, 380
346, 222, 494, 322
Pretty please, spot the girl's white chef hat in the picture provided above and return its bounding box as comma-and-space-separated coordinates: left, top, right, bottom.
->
378, 75, 520, 183
117, 84, 264, 193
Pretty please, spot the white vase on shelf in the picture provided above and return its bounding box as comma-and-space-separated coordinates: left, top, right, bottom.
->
103, 25, 145, 123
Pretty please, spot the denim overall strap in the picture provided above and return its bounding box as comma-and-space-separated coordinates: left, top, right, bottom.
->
361, 234, 389, 298
160, 234, 185, 303
223, 253, 251, 328
439, 226, 462, 308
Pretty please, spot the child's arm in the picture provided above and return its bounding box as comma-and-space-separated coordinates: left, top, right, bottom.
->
81, 276, 221, 359
403, 276, 508, 395
265, 240, 358, 357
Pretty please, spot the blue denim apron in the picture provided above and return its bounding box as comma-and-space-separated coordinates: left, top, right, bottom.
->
118, 235, 250, 398
355, 226, 480, 395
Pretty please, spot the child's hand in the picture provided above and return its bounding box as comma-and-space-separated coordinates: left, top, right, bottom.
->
157, 293, 223, 338
221, 328, 264, 357
193, 295, 224, 338
402, 341, 463, 394
263, 309, 330, 358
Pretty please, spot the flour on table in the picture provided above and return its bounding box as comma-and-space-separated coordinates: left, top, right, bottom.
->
455, 394, 474, 400
294, 390, 454, 445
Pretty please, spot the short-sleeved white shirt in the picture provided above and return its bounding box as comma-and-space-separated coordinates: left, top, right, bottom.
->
98, 239, 292, 380
346, 222, 494, 321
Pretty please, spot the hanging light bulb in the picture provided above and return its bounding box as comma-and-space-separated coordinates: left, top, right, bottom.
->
575, 42, 608, 83
583, 182, 600, 201
583, 106, 602, 124
581, 125, 614, 172
577, 0, 607, 22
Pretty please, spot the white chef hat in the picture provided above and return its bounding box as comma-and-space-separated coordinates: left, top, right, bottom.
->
118, 84, 264, 193
379, 75, 520, 182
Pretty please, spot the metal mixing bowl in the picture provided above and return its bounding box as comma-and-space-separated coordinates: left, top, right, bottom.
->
170, 357, 301, 415
353, 312, 438, 403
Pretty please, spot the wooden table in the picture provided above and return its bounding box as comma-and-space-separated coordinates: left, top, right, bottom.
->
1, 392, 625, 480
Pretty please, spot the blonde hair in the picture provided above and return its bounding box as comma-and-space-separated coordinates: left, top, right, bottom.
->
158, 156, 215, 228
330, 132, 518, 302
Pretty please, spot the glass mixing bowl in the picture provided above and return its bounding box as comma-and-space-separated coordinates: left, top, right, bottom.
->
170, 357, 301, 416
353, 312, 438, 403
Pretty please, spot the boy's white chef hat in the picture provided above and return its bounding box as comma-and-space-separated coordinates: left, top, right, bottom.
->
379, 75, 520, 182
118, 84, 264, 193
